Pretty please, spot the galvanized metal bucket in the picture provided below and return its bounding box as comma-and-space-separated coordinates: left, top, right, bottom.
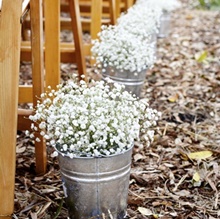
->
58, 147, 133, 219
158, 12, 171, 38
149, 33, 157, 58
102, 66, 147, 97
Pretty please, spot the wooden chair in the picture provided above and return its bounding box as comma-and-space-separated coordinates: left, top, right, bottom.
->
59, 0, 112, 67
60, 0, 117, 32
0, 0, 23, 217
21, 0, 86, 74
21, 0, 117, 65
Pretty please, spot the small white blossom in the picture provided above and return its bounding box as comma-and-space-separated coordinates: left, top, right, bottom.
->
30, 133, 35, 139
51, 151, 58, 157
39, 121, 46, 129
35, 137, 41, 142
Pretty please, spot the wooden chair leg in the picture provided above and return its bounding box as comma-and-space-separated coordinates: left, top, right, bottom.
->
30, 0, 47, 175
44, 0, 60, 89
115, 0, 121, 19
90, 0, 102, 40
125, 0, 134, 9
0, 0, 22, 216
69, 0, 87, 81
88, 0, 102, 66
109, 0, 117, 25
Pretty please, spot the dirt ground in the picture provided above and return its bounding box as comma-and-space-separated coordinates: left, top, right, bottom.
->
15, 1, 220, 218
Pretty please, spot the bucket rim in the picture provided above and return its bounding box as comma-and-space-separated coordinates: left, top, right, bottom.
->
56, 143, 134, 160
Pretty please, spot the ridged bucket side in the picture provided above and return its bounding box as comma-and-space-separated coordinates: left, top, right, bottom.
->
158, 12, 171, 38
58, 147, 133, 219
102, 67, 147, 97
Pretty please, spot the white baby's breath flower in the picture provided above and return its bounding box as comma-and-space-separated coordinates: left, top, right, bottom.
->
39, 121, 46, 129
63, 144, 68, 151
35, 137, 41, 142
51, 151, 58, 158
28, 80, 161, 158
30, 133, 35, 139
91, 14, 157, 73
137, 0, 181, 12
40, 131, 45, 136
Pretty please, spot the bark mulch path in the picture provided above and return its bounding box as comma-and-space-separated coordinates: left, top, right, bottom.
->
15, 2, 220, 219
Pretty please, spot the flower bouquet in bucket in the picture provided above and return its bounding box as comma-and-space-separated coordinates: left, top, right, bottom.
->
28, 79, 161, 219
136, 0, 181, 38
91, 1, 163, 97
91, 24, 156, 97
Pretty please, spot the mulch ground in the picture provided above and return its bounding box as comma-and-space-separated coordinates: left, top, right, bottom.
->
15, 1, 220, 218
